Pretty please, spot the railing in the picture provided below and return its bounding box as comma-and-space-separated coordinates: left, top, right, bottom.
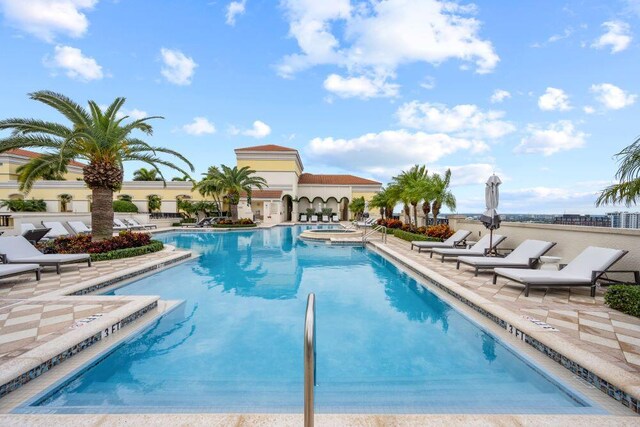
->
0, 214, 11, 227
362, 224, 387, 244
304, 293, 316, 427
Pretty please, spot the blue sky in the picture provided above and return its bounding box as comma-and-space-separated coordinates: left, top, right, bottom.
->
0, 0, 638, 214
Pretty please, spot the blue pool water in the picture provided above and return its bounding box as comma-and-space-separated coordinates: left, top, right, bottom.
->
27, 226, 599, 414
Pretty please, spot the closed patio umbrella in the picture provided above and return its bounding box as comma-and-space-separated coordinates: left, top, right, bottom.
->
479, 174, 501, 255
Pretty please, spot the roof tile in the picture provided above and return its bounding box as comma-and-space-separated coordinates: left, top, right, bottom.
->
298, 173, 381, 186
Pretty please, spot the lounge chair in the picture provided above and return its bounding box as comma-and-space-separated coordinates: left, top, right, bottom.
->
114, 218, 143, 230
311, 215, 319, 222
411, 230, 472, 253
124, 218, 157, 229
322, 215, 330, 223
493, 246, 629, 297
431, 234, 506, 262
300, 214, 308, 222
67, 221, 92, 234
354, 217, 375, 228
41, 221, 70, 239
457, 240, 556, 276
182, 217, 212, 228
0, 263, 41, 281
0, 236, 91, 274
22, 228, 52, 245
331, 214, 339, 222
21, 223, 37, 235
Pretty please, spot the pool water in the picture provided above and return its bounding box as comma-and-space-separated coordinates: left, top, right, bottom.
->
27, 226, 599, 414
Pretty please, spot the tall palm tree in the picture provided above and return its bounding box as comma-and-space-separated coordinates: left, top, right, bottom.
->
0, 91, 194, 240
133, 167, 163, 181
194, 166, 224, 214
596, 138, 640, 207
392, 165, 430, 226
197, 165, 267, 221
430, 169, 456, 222
369, 187, 396, 220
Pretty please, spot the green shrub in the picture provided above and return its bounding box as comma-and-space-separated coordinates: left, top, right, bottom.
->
604, 285, 640, 317
392, 229, 441, 243
113, 200, 138, 212
211, 223, 257, 228
90, 240, 164, 262
181, 218, 197, 223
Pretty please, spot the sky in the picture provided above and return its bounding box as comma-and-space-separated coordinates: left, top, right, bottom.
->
0, 0, 639, 214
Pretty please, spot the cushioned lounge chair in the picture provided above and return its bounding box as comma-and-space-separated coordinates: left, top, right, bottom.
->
431, 234, 506, 262
331, 214, 339, 222
22, 228, 51, 245
182, 217, 212, 228
125, 218, 157, 229
0, 236, 91, 274
67, 221, 92, 234
322, 215, 330, 222
493, 246, 629, 297
311, 215, 319, 222
411, 229, 472, 253
354, 217, 375, 228
114, 218, 143, 230
300, 214, 308, 222
457, 239, 556, 276
42, 221, 70, 238
0, 262, 41, 281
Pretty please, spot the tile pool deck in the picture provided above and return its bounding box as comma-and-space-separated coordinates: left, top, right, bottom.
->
0, 225, 638, 423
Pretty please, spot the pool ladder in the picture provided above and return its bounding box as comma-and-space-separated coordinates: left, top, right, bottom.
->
362, 224, 388, 244
304, 293, 316, 427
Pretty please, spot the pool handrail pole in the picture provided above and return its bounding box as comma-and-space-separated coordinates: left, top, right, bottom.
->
304, 293, 316, 427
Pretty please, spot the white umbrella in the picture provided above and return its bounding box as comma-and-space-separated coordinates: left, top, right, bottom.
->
479, 174, 501, 254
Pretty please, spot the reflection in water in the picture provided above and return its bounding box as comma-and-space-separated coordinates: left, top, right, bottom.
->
482, 333, 497, 362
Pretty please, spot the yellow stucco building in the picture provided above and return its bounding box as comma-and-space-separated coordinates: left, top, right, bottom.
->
0, 145, 382, 224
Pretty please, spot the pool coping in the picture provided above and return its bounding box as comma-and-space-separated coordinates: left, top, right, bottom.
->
368, 240, 640, 414
0, 247, 194, 400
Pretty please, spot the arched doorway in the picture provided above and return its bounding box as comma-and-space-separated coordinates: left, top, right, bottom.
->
282, 195, 293, 222
339, 197, 349, 221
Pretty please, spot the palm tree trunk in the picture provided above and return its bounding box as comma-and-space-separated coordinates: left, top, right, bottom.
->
230, 203, 239, 221
412, 202, 418, 226
432, 201, 441, 225
92, 187, 114, 241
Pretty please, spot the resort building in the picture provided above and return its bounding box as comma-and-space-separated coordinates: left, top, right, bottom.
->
607, 211, 640, 229
0, 145, 381, 224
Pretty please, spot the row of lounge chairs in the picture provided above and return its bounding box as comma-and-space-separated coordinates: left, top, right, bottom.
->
410, 230, 636, 297
21, 218, 157, 242
300, 214, 340, 223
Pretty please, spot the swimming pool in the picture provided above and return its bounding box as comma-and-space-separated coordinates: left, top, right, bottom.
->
24, 226, 601, 414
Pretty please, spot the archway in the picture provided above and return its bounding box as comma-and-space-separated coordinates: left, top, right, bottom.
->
58, 193, 73, 212
298, 197, 311, 219
339, 197, 349, 221
282, 195, 293, 222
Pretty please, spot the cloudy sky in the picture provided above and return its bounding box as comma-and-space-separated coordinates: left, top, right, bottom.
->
0, 0, 638, 213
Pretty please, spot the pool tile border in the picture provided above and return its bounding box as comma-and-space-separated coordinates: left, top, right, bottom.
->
369, 242, 640, 414
0, 300, 158, 399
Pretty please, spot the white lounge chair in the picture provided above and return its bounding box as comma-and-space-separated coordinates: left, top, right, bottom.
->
300, 214, 308, 222
411, 230, 472, 253
354, 217, 375, 228
0, 263, 41, 281
125, 218, 157, 229
0, 236, 91, 274
431, 234, 506, 262
42, 221, 70, 239
20, 223, 37, 234
493, 246, 629, 297
114, 218, 142, 230
67, 221, 91, 234
331, 214, 339, 222
457, 239, 556, 276
322, 215, 330, 223
311, 215, 319, 222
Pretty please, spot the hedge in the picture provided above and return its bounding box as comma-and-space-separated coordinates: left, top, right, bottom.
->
391, 229, 442, 243
90, 240, 164, 262
604, 285, 640, 317
113, 200, 138, 213
210, 223, 257, 228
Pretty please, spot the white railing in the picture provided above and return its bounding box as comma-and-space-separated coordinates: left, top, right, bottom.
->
304, 293, 316, 427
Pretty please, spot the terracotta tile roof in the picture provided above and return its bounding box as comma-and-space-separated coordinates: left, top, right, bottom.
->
298, 173, 381, 186
5, 148, 86, 168
235, 144, 298, 152
241, 190, 283, 199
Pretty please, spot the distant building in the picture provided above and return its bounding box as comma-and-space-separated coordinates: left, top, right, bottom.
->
553, 214, 611, 227
606, 212, 640, 229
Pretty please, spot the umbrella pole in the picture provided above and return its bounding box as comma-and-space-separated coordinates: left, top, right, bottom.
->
489, 229, 493, 257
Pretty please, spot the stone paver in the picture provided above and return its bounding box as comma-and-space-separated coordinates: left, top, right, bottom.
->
380, 234, 640, 373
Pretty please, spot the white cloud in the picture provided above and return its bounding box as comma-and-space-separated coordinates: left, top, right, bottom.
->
323, 73, 399, 99
591, 21, 632, 53
226, 0, 246, 26
420, 76, 436, 90
583, 106, 596, 114
516, 120, 587, 156
160, 48, 197, 85
396, 101, 515, 139
278, 0, 499, 94
437, 163, 498, 187
45, 45, 103, 81
183, 117, 216, 136
548, 27, 574, 43
231, 120, 271, 138
590, 83, 637, 110
306, 129, 488, 178
0, 0, 97, 42
124, 108, 149, 120
538, 87, 571, 111
490, 89, 511, 103
499, 186, 599, 213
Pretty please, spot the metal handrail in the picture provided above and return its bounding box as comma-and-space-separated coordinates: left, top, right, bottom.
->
304, 293, 316, 427
362, 225, 387, 244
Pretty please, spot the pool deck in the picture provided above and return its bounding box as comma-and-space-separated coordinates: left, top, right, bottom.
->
369, 234, 640, 413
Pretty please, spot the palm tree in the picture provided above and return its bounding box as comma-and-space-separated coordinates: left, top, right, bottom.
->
194, 166, 224, 215
197, 165, 266, 221
172, 175, 191, 181
17, 161, 67, 181
348, 196, 365, 220
133, 167, 162, 181
369, 188, 392, 220
597, 138, 640, 207
391, 165, 430, 226
430, 169, 456, 222
0, 91, 194, 240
